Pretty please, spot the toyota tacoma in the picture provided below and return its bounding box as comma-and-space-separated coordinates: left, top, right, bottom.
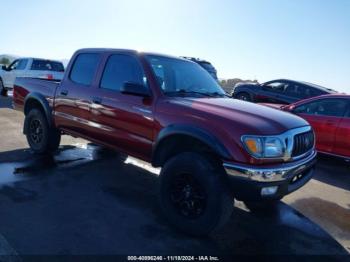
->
13, 48, 317, 236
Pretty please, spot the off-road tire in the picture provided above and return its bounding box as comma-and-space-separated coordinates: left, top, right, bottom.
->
25, 109, 61, 154
159, 152, 234, 236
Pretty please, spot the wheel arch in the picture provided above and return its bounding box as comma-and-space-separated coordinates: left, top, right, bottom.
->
152, 125, 231, 167
24, 92, 53, 132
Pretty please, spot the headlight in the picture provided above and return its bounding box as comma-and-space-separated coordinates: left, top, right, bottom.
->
242, 136, 285, 158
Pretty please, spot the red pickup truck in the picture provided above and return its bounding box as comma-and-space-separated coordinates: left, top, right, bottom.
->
13, 48, 317, 236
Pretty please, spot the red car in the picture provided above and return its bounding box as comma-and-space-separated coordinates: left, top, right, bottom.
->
262, 94, 350, 159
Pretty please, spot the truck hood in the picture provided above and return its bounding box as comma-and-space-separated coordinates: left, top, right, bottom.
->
172, 97, 309, 135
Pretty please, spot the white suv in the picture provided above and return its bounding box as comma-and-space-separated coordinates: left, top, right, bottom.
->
0, 58, 65, 96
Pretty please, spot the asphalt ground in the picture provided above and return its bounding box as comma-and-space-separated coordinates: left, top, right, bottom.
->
0, 94, 349, 261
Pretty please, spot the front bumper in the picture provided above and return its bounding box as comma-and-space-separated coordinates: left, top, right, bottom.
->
223, 150, 317, 201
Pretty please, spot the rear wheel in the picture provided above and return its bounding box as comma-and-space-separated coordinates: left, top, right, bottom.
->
25, 108, 61, 154
0, 79, 7, 97
159, 152, 234, 236
236, 92, 252, 102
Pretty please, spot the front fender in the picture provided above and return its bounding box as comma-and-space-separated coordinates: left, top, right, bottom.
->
152, 124, 231, 166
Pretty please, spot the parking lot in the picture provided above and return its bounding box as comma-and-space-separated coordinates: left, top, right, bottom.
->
0, 94, 349, 258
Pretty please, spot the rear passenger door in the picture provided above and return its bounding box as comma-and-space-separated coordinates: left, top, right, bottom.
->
54, 53, 101, 137
89, 53, 154, 159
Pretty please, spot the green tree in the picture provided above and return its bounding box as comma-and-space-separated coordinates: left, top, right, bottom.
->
0, 58, 10, 65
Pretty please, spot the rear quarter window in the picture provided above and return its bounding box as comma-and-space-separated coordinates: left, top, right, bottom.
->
70, 53, 100, 86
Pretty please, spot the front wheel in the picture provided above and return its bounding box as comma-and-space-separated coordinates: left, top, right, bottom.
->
25, 108, 61, 154
159, 152, 234, 236
0, 79, 7, 97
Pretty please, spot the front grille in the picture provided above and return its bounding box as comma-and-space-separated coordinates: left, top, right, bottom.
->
292, 131, 314, 157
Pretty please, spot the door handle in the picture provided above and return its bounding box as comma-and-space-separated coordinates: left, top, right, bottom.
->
92, 97, 102, 104
60, 90, 68, 96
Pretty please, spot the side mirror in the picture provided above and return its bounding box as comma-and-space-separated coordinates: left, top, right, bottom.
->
1, 65, 8, 71
121, 82, 151, 97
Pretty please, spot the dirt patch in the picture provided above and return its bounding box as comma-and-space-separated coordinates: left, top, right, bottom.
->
291, 197, 350, 252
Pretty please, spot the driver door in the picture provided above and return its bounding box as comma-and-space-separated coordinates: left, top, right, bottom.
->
89, 53, 154, 159
2, 60, 19, 88
260, 81, 287, 103
2, 59, 28, 88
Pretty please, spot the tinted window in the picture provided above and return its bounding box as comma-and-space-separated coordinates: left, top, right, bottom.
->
263, 82, 287, 93
70, 54, 100, 86
100, 54, 145, 91
286, 84, 318, 99
16, 59, 28, 70
285, 84, 300, 98
294, 99, 348, 117
302, 81, 337, 94
31, 60, 64, 72
345, 102, 350, 118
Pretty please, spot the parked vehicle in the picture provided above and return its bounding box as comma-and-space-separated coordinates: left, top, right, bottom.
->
232, 79, 336, 104
261, 94, 350, 160
181, 56, 218, 80
14, 48, 316, 236
0, 58, 65, 96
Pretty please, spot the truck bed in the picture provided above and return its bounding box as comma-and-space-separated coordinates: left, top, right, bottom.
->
13, 78, 60, 112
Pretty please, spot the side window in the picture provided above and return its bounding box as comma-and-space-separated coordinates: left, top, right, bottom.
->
345, 103, 350, 118
263, 82, 286, 93
16, 59, 28, 70
286, 85, 312, 99
294, 99, 348, 117
285, 84, 300, 98
70, 53, 100, 86
298, 86, 318, 99
100, 54, 145, 91
9, 60, 19, 70
309, 88, 323, 97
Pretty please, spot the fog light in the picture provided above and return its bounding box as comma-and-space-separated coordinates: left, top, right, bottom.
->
261, 186, 278, 196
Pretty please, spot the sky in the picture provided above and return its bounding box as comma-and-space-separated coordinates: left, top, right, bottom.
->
1, 0, 349, 93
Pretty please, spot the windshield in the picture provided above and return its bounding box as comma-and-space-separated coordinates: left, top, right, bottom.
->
145, 55, 225, 97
